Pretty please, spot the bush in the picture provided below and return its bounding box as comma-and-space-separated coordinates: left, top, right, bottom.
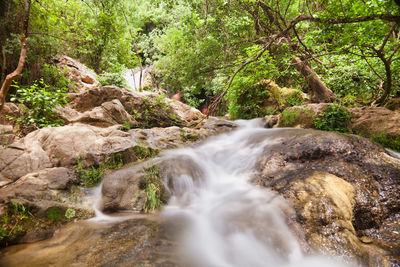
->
280, 109, 300, 127
41, 64, 76, 92
313, 104, 350, 133
140, 165, 165, 213
371, 131, 400, 152
99, 72, 127, 88
286, 91, 305, 106
9, 79, 68, 128
76, 153, 123, 187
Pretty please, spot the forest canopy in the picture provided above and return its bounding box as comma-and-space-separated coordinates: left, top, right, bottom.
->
1, 0, 400, 118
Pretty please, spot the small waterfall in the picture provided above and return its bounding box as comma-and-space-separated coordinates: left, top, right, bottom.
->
124, 67, 150, 90
162, 119, 350, 267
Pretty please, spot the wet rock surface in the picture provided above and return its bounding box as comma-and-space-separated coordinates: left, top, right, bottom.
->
0, 215, 179, 267
252, 128, 400, 265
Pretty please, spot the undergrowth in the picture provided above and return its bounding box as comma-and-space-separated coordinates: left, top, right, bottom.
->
77, 153, 123, 187
140, 165, 165, 213
313, 104, 350, 133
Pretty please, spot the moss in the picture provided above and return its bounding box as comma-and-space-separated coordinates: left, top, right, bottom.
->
135, 145, 158, 160
180, 129, 200, 142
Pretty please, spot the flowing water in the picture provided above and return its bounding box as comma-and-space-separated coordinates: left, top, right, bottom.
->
123, 67, 150, 90
161, 119, 348, 267
0, 120, 353, 266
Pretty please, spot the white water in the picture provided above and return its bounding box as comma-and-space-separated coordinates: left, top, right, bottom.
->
124, 67, 150, 90
162, 119, 350, 267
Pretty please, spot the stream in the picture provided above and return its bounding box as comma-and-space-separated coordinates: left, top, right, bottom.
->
1, 120, 354, 266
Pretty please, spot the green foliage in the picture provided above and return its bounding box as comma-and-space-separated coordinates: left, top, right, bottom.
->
0, 203, 32, 243
227, 47, 279, 119
135, 145, 157, 160
313, 104, 351, 133
140, 165, 164, 213
76, 153, 123, 187
280, 109, 301, 127
286, 91, 305, 107
64, 208, 76, 220
41, 64, 76, 92
47, 207, 62, 222
131, 94, 182, 128
371, 132, 400, 152
121, 121, 132, 131
9, 80, 68, 128
99, 72, 127, 88
180, 129, 200, 142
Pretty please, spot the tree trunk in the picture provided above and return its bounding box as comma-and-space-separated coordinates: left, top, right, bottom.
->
292, 56, 335, 103
1, 46, 6, 84
0, 0, 30, 112
0, 36, 27, 111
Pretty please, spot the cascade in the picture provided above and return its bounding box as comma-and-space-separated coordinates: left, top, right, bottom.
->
160, 119, 350, 267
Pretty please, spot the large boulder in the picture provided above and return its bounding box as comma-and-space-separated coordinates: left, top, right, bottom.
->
349, 106, 400, 138
252, 128, 400, 265
56, 56, 100, 91
274, 104, 400, 144
0, 216, 177, 267
61, 86, 205, 128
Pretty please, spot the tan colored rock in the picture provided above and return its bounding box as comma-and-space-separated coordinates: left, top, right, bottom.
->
385, 98, 400, 111
0, 168, 76, 205
67, 86, 205, 128
56, 56, 100, 91
24, 124, 135, 167
0, 141, 52, 186
0, 102, 20, 125
276, 103, 329, 128
284, 172, 390, 265
67, 99, 138, 128
349, 106, 400, 138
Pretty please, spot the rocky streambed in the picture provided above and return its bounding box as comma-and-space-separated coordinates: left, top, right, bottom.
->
1, 57, 399, 266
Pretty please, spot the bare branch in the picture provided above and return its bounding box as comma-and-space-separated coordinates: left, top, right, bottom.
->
379, 24, 396, 52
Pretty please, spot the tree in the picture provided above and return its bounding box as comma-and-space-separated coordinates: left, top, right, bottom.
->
0, 0, 31, 111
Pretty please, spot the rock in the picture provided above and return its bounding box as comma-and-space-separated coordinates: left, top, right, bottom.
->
0, 216, 178, 267
276, 104, 400, 143
0, 103, 20, 125
66, 86, 205, 128
0, 125, 15, 145
385, 98, 400, 111
101, 154, 205, 212
23, 124, 136, 168
263, 115, 279, 128
259, 79, 309, 111
276, 103, 329, 128
252, 128, 400, 265
0, 140, 52, 186
349, 106, 400, 138
56, 56, 100, 91
0, 167, 93, 245
0, 168, 78, 215
67, 99, 138, 128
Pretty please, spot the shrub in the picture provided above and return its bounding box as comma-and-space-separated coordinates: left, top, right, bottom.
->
371, 131, 400, 152
280, 109, 301, 126
0, 203, 32, 243
140, 165, 165, 212
9, 79, 68, 128
99, 72, 127, 88
286, 91, 305, 106
313, 104, 350, 133
76, 153, 123, 187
